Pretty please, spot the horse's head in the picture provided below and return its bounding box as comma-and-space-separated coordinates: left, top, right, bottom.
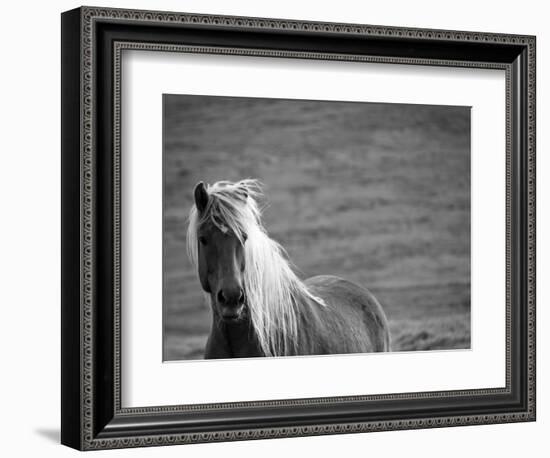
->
190, 181, 249, 322
187, 178, 326, 356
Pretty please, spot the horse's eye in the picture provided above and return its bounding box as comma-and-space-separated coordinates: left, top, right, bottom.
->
198, 236, 208, 246
242, 233, 248, 243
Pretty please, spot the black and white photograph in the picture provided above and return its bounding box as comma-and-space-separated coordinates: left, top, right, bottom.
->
163, 94, 471, 361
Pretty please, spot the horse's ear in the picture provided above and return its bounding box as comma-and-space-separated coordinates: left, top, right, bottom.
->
194, 182, 209, 213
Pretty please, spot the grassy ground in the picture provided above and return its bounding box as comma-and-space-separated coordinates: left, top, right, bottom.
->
163, 94, 471, 360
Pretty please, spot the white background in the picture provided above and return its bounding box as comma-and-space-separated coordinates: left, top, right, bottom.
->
123, 52, 506, 406
0, 0, 546, 457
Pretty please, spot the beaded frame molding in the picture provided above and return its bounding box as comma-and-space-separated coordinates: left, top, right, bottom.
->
61, 6, 536, 451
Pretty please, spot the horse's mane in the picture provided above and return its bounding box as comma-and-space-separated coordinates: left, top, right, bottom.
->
186, 179, 325, 357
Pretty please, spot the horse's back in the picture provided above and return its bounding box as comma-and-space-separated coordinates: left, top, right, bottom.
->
304, 275, 390, 353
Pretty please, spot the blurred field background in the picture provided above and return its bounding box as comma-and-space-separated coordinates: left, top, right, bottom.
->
163, 94, 471, 361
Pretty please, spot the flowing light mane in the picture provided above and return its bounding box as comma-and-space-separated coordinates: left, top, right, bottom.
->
186, 179, 325, 357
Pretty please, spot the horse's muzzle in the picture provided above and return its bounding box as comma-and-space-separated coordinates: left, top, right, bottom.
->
220, 304, 245, 322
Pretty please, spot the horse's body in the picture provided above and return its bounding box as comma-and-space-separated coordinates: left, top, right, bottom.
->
187, 179, 391, 359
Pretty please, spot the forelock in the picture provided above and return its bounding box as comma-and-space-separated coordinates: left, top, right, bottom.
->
200, 180, 264, 242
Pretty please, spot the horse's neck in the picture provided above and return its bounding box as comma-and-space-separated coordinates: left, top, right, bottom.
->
206, 314, 263, 359
225, 320, 263, 357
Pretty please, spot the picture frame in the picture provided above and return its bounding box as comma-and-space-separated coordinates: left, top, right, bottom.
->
61, 5, 536, 450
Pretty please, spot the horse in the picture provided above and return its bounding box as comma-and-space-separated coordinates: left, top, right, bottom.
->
186, 179, 391, 359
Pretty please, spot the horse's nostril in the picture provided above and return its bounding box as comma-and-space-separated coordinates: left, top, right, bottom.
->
218, 288, 244, 306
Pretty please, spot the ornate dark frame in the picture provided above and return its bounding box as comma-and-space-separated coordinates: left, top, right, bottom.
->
61, 6, 536, 451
